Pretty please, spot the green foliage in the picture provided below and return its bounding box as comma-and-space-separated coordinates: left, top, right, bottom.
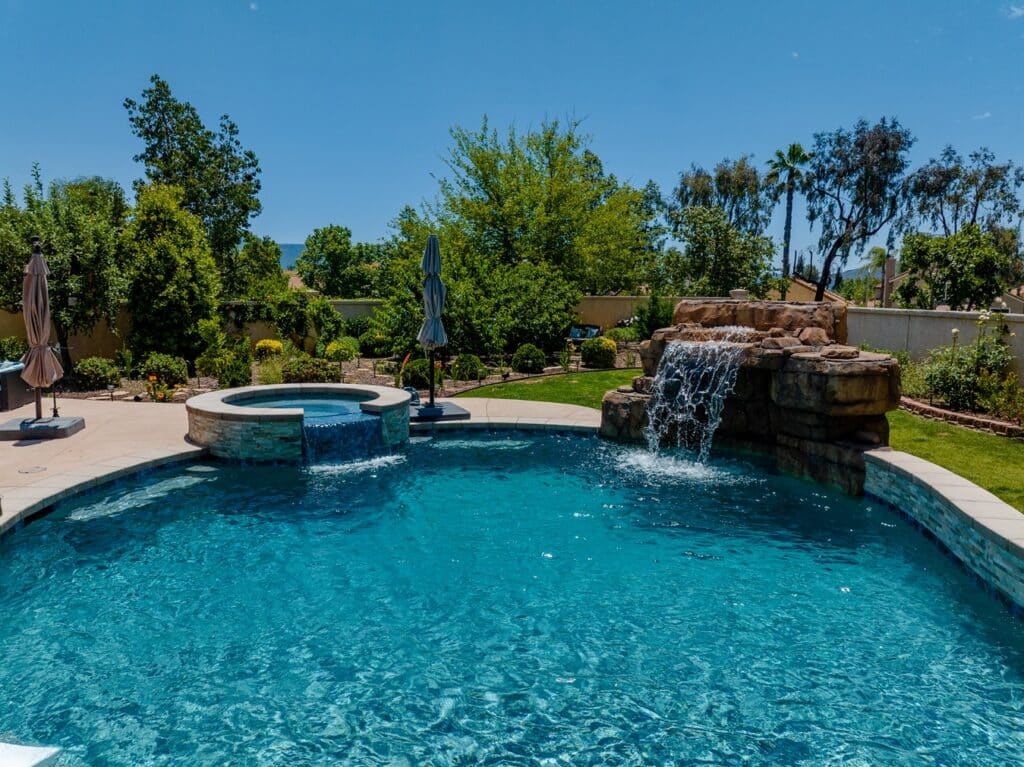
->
125, 74, 261, 269
254, 339, 283, 360
124, 184, 221, 360
195, 319, 253, 388
226, 233, 287, 299
400, 357, 444, 389
324, 336, 359, 363
255, 356, 284, 385
511, 343, 547, 374
0, 336, 27, 361
634, 294, 675, 338
358, 329, 392, 357
271, 291, 311, 347
456, 369, 639, 411
580, 336, 618, 368
765, 143, 813, 284
603, 326, 641, 343
896, 224, 1012, 310
115, 347, 135, 378
281, 354, 338, 383
73, 356, 121, 389
308, 297, 345, 353
295, 225, 390, 297
142, 352, 189, 386
668, 155, 772, 236
344, 314, 371, 338
449, 353, 489, 381
491, 262, 581, 352
664, 206, 779, 297
0, 170, 131, 368
921, 315, 1015, 411
837, 274, 876, 306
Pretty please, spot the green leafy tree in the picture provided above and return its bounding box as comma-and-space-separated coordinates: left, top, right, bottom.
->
765, 143, 812, 291
0, 168, 131, 369
804, 117, 915, 300
668, 156, 772, 236
664, 206, 778, 297
295, 225, 389, 297
895, 224, 1011, 310
227, 233, 287, 299
123, 184, 221, 360
125, 74, 261, 273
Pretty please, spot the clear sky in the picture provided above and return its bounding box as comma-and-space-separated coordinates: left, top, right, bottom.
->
1, 0, 1022, 264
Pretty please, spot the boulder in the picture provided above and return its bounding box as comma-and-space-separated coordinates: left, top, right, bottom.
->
798, 327, 831, 346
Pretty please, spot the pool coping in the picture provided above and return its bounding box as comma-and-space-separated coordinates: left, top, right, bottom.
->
185, 383, 410, 422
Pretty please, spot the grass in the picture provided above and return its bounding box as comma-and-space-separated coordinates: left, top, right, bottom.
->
454, 369, 639, 411
888, 409, 1024, 512
459, 369, 1024, 512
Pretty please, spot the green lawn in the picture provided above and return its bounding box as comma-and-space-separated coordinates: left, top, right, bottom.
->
888, 410, 1024, 512
458, 370, 1024, 512
455, 369, 639, 411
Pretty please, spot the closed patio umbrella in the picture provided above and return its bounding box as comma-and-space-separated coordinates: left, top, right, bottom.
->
416, 234, 447, 409
20, 236, 64, 419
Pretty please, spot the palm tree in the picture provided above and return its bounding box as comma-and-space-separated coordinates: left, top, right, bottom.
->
766, 143, 812, 298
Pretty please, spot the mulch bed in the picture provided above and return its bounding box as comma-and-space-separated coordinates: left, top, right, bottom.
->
900, 396, 1024, 440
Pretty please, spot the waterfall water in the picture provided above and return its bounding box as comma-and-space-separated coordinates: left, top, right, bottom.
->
644, 328, 754, 460
302, 414, 384, 464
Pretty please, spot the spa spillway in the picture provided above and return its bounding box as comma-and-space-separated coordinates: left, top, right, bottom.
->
186, 384, 411, 462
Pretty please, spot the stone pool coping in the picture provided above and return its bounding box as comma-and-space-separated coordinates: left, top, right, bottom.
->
185, 383, 410, 422
864, 448, 1024, 608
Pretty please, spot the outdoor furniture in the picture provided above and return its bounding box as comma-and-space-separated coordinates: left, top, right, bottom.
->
0, 361, 34, 412
567, 324, 601, 343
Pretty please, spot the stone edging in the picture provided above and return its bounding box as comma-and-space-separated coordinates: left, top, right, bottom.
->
0, 445, 207, 538
900, 396, 1023, 439
864, 448, 1024, 608
186, 383, 409, 421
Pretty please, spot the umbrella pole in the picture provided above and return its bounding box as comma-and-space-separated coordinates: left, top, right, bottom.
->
428, 349, 436, 408
34, 388, 42, 420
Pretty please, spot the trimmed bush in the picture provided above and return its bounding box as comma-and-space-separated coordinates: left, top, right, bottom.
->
603, 326, 641, 343
324, 336, 359, 363
0, 336, 28, 361
581, 337, 618, 369
450, 353, 489, 381
254, 339, 283, 360
142, 352, 189, 386
511, 343, 546, 374
344, 315, 371, 339
255, 357, 284, 385
281, 354, 338, 383
73, 356, 121, 389
358, 329, 392, 358
401, 357, 444, 389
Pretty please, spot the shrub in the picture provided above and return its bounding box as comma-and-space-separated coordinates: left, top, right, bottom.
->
635, 294, 674, 338
401, 357, 444, 389
511, 343, 546, 374
921, 315, 1015, 412
281, 354, 338, 383
604, 326, 641, 343
344, 314, 372, 339
73, 356, 121, 389
254, 339, 283, 360
141, 352, 189, 386
0, 336, 27, 361
255, 357, 284, 385
358, 329, 392, 358
581, 336, 618, 369
195, 319, 253, 389
450, 353, 489, 381
115, 347, 135, 378
324, 336, 359, 363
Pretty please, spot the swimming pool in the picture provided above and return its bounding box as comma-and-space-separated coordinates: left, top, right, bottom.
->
1, 434, 1022, 765
238, 393, 371, 421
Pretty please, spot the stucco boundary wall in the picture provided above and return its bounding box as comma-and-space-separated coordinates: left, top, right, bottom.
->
847, 307, 1024, 378
864, 449, 1024, 609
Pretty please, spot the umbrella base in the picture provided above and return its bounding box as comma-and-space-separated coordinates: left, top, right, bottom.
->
0, 416, 85, 441
409, 402, 471, 422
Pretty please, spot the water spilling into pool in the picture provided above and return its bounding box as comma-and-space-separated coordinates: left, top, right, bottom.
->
645, 328, 753, 458
1, 434, 1023, 765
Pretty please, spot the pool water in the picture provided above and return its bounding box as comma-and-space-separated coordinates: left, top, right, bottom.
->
239, 394, 370, 421
1, 435, 1023, 765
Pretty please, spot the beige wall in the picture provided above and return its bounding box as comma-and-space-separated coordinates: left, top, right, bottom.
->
576, 296, 683, 328
847, 306, 1024, 378
0, 309, 129, 360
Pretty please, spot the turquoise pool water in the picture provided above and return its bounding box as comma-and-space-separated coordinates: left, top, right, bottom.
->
238, 393, 371, 421
1, 434, 1023, 765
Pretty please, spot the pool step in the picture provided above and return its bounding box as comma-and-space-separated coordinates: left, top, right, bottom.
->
0, 742, 61, 767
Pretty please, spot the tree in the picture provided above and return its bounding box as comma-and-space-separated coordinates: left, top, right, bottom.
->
895, 224, 1011, 310
804, 117, 915, 300
295, 225, 390, 298
123, 184, 221, 360
125, 74, 261, 272
668, 156, 772, 236
0, 169, 131, 369
228, 233, 288, 299
907, 146, 1024, 237
664, 206, 778, 297
765, 143, 812, 292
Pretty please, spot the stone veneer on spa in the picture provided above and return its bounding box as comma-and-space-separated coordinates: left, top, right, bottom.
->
186, 384, 410, 461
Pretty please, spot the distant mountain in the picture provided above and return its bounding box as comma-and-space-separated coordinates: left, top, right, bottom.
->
278, 243, 304, 270
840, 264, 881, 281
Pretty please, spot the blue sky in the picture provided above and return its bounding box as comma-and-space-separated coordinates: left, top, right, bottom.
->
1, 0, 1022, 265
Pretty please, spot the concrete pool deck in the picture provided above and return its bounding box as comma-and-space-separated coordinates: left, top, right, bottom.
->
0, 396, 601, 535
